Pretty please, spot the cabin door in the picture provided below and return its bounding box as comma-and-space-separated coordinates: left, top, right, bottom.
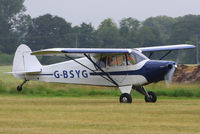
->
105, 55, 128, 84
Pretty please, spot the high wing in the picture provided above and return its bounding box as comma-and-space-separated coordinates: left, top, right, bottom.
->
31, 44, 195, 57
135, 44, 195, 52
31, 48, 132, 57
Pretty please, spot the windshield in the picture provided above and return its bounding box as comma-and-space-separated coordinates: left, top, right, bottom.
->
131, 50, 148, 64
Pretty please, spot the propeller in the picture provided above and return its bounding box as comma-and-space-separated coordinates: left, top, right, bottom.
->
164, 64, 176, 86
164, 50, 180, 86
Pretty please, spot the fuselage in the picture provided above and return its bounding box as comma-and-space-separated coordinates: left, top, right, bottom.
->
22, 56, 175, 87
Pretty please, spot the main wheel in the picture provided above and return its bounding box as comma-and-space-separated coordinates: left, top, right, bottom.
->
119, 93, 132, 103
17, 86, 22, 92
145, 91, 157, 103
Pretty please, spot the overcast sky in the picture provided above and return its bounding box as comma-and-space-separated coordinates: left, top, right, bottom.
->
24, 0, 200, 27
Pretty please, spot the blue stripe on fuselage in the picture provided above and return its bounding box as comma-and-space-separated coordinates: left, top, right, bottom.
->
89, 69, 145, 76
90, 60, 174, 83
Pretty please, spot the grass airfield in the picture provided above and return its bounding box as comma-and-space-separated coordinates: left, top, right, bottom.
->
0, 96, 200, 134
0, 66, 200, 134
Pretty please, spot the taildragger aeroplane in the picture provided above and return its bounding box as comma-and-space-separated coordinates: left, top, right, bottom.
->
9, 44, 195, 103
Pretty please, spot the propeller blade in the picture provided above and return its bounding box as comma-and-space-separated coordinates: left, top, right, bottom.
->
164, 65, 176, 86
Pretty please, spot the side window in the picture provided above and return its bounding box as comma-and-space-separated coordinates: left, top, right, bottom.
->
126, 54, 136, 65
107, 55, 126, 67
96, 57, 106, 68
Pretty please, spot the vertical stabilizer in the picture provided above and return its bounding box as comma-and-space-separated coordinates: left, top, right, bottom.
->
13, 44, 42, 78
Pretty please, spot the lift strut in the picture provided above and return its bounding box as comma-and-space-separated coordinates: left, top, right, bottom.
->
84, 54, 119, 87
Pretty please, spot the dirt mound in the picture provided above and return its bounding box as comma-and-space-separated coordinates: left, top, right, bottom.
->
173, 64, 200, 83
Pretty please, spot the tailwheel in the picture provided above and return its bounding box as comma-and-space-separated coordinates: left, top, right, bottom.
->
145, 91, 157, 103
17, 79, 28, 92
17, 86, 23, 92
119, 93, 132, 103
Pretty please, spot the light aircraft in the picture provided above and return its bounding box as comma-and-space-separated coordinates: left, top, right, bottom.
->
10, 44, 195, 103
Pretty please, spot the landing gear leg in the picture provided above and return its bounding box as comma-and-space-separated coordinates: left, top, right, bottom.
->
17, 79, 28, 92
119, 85, 132, 103
134, 86, 157, 103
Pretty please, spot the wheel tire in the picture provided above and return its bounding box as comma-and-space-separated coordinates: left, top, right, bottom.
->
119, 93, 132, 103
17, 86, 22, 92
145, 91, 157, 103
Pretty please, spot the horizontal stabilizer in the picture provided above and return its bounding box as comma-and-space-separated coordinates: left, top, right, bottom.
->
6, 70, 41, 74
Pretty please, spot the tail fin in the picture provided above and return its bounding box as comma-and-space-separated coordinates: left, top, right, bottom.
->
12, 44, 42, 78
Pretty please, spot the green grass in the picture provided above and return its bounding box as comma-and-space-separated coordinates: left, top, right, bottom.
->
146, 82, 200, 97
0, 65, 200, 98
0, 96, 200, 134
0, 66, 200, 134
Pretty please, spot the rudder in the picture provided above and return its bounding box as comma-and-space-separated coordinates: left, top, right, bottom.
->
13, 44, 42, 78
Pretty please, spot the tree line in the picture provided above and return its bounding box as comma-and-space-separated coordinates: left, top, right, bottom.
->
0, 0, 199, 64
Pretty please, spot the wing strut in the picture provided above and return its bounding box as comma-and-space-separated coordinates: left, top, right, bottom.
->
159, 50, 172, 60
147, 50, 172, 60
148, 52, 153, 58
65, 55, 119, 87
84, 54, 119, 87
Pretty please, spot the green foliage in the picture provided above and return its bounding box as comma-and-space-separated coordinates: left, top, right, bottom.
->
97, 18, 120, 48
0, 0, 25, 19
120, 17, 140, 32
0, 0, 198, 64
169, 15, 200, 44
0, 52, 13, 65
25, 14, 74, 50
119, 17, 140, 47
143, 16, 176, 41
77, 23, 97, 48
137, 26, 162, 46
0, 0, 26, 54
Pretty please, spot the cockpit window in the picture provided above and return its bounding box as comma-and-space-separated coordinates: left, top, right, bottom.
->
107, 55, 126, 67
96, 51, 147, 68
126, 54, 136, 65
131, 50, 148, 64
96, 56, 106, 68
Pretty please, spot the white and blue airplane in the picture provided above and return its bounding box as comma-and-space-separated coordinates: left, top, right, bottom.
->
10, 44, 195, 103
